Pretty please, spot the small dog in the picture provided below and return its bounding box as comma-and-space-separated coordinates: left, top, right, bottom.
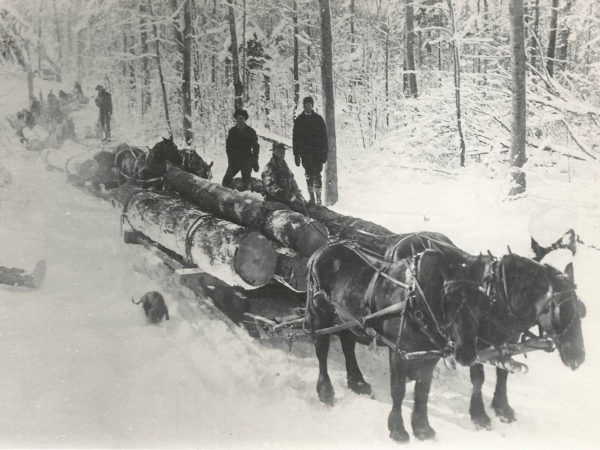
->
132, 291, 170, 323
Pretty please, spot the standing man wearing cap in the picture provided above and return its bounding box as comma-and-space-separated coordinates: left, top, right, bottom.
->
222, 109, 260, 190
292, 96, 328, 205
261, 142, 303, 206
94, 85, 112, 141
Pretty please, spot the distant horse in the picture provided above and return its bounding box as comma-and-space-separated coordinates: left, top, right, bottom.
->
304, 240, 489, 442
114, 144, 147, 185
137, 137, 213, 180
467, 252, 586, 427
113, 137, 213, 187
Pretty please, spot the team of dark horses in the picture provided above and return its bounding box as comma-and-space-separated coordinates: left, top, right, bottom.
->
304, 230, 586, 442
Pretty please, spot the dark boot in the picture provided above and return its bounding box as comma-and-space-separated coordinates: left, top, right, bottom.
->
308, 187, 316, 204
315, 188, 322, 206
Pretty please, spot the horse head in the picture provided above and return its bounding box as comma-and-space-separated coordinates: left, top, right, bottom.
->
418, 250, 489, 367
538, 262, 586, 370
181, 149, 214, 180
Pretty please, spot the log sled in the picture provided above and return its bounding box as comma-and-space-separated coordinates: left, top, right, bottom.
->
25, 122, 561, 371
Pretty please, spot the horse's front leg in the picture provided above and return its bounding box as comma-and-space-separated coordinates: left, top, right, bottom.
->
388, 350, 410, 442
339, 330, 371, 396
491, 367, 515, 422
411, 360, 436, 440
315, 334, 335, 405
469, 363, 491, 428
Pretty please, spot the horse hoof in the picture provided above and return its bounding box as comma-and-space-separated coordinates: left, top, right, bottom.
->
348, 379, 372, 396
472, 414, 492, 430
317, 385, 335, 406
413, 425, 436, 441
390, 429, 410, 442
492, 402, 515, 423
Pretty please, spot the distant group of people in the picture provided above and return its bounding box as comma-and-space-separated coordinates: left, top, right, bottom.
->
222, 96, 328, 206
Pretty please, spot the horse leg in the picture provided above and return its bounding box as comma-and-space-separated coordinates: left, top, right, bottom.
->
469, 363, 491, 429
339, 330, 371, 396
411, 360, 436, 440
315, 334, 335, 405
491, 368, 516, 422
388, 350, 410, 442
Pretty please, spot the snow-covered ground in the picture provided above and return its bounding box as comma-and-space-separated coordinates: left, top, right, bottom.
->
1, 69, 600, 449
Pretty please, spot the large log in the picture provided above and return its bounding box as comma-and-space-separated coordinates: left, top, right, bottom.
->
292, 203, 398, 255
163, 166, 328, 257
124, 190, 278, 289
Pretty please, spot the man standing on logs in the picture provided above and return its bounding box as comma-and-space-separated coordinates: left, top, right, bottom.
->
95, 85, 113, 142
262, 142, 303, 207
222, 109, 260, 190
292, 96, 328, 205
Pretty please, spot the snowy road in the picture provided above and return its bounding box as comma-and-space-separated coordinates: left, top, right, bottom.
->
1, 73, 600, 449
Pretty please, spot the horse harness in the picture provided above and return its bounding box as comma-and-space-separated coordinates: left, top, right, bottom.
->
305, 240, 474, 361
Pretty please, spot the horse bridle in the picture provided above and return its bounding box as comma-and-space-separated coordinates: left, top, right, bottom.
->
483, 254, 582, 340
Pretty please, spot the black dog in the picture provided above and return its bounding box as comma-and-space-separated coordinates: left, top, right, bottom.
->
132, 291, 170, 323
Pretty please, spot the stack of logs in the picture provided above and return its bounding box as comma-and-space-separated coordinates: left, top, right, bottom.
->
47, 144, 410, 293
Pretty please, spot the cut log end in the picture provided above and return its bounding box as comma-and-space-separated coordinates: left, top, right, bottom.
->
234, 231, 278, 287
296, 221, 329, 257
274, 250, 309, 292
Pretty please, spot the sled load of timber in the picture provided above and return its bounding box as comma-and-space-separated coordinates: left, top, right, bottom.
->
17, 92, 566, 374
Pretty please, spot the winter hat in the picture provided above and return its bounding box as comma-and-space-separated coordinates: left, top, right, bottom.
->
303, 96, 314, 106
233, 109, 249, 120
271, 142, 286, 152
95, 85, 104, 91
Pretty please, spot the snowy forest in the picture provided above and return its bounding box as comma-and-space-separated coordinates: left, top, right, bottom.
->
1, 0, 600, 448
3, 0, 600, 199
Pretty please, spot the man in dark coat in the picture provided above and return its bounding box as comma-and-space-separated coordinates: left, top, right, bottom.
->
222, 109, 260, 190
95, 85, 113, 141
261, 143, 303, 206
292, 96, 328, 205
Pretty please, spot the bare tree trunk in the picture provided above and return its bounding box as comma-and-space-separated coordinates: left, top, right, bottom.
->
546, 0, 558, 77
385, 17, 389, 127
242, 0, 247, 102
52, 0, 62, 82
529, 0, 540, 69
447, 0, 467, 166
148, 0, 172, 135
211, 0, 217, 84
140, 1, 151, 114
404, 0, 418, 97
182, 0, 193, 144
127, 25, 137, 108
76, 30, 82, 82
227, 0, 244, 109
37, 1, 42, 76
350, 0, 356, 52
509, 0, 527, 195
318, 0, 338, 205
122, 33, 128, 77
557, 0, 571, 71
293, 0, 299, 112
